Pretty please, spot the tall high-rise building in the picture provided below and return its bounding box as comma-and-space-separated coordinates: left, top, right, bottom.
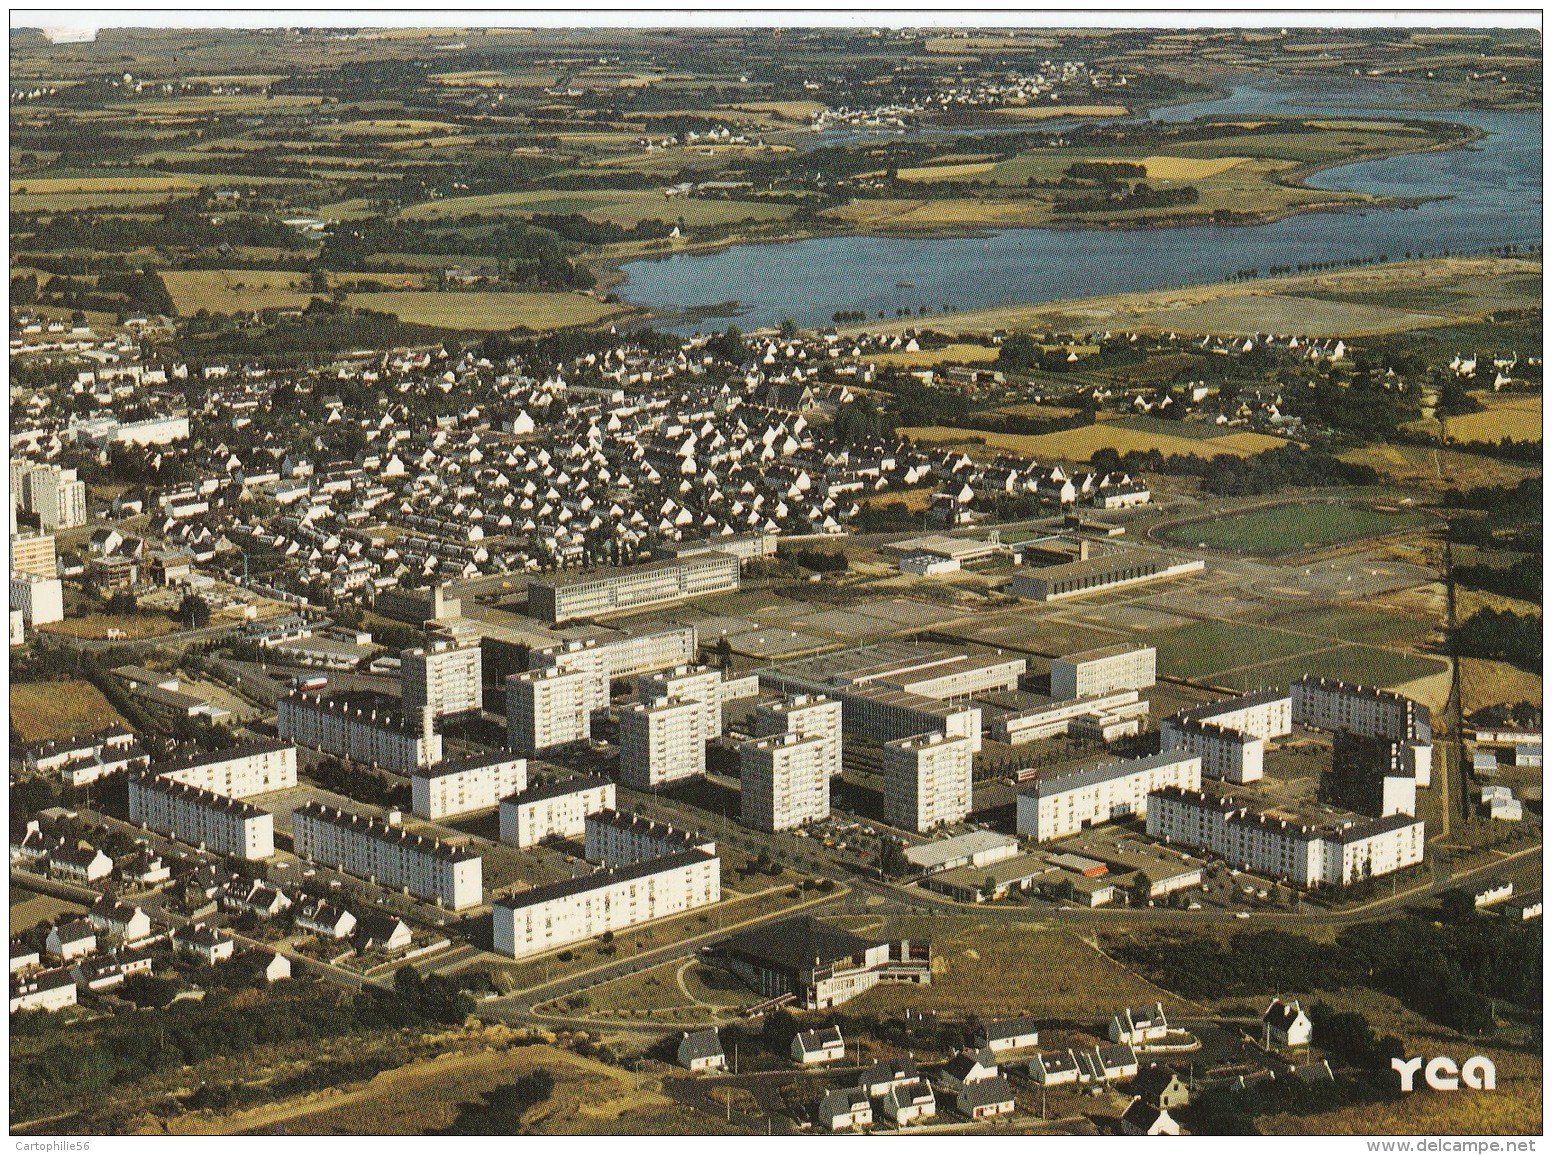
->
19, 464, 87, 530
10, 530, 57, 579
740, 731, 830, 832
619, 696, 708, 790
402, 635, 483, 718
883, 731, 974, 833
754, 694, 843, 779
638, 664, 724, 739
506, 666, 599, 754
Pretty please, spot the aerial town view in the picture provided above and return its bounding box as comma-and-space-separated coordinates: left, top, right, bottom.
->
6, 12, 1543, 1143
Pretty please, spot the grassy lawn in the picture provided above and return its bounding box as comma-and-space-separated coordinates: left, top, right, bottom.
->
345, 290, 629, 331
1160, 502, 1429, 554
1151, 620, 1329, 681
10, 679, 130, 742
1218, 646, 1448, 693
1274, 605, 1440, 648
37, 612, 176, 640
399, 188, 795, 227
897, 423, 1285, 465
1444, 392, 1541, 442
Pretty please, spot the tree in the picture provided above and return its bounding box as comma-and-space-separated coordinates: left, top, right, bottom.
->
177, 592, 212, 629
876, 837, 910, 878
715, 636, 732, 672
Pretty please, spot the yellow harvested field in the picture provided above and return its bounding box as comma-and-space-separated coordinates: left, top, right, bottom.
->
10, 679, 129, 742
895, 161, 998, 182
727, 99, 827, 121
161, 270, 426, 314
315, 118, 466, 137
992, 103, 1129, 119
11, 174, 201, 194
349, 290, 628, 331
900, 422, 1286, 463
1139, 292, 1448, 337
1445, 393, 1541, 442
868, 343, 1001, 367
1460, 658, 1542, 715
1140, 154, 1249, 180
401, 188, 793, 227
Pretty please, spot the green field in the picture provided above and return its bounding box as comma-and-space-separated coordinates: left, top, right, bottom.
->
399, 188, 795, 227
345, 290, 629, 331
1151, 619, 1329, 680
1275, 605, 1439, 647
1161, 502, 1429, 554
1214, 645, 1448, 693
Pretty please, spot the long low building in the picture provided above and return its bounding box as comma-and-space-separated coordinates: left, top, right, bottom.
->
989, 689, 1150, 746
410, 751, 528, 820
278, 691, 442, 771
498, 776, 616, 848
293, 803, 482, 909
527, 551, 741, 623
492, 849, 720, 959
152, 739, 298, 798
1010, 550, 1204, 602
1016, 750, 1203, 843
128, 773, 275, 860
584, 809, 714, 867
1146, 786, 1425, 888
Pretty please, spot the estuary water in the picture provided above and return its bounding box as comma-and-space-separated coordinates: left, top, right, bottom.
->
613, 78, 1541, 333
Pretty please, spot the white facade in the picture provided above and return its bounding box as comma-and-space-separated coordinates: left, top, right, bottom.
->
753, 694, 843, 779
401, 636, 483, 718
1016, 750, 1202, 842
531, 624, 698, 683
279, 692, 441, 770
498, 776, 616, 847
990, 689, 1149, 745
639, 664, 724, 739
528, 552, 740, 622
584, 808, 714, 866
740, 732, 831, 832
1146, 787, 1425, 887
9, 572, 63, 627
1050, 645, 1157, 700
19, 464, 87, 530
492, 850, 720, 959
619, 695, 709, 790
883, 731, 973, 833
410, 752, 528, 820
153, 739, 298, 798
1292, 675, 1433, 786
1160, 719, 1264, 784
129, 774, 275, 860
293, 803, 482, 909
506, 666, 598, 754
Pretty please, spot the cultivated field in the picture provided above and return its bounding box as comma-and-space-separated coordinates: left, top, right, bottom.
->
990, 103, 1129, 120
10, 679, 129, 742
867, 342, 1000, 367
1459, 657, 1543, 714
1444, 392, 1541, 442
400, 188, 794, 227
1160, 503, 1429, 554
161, 269, 427, 314
899, 421, 1286, 463
344, 290, 630, 331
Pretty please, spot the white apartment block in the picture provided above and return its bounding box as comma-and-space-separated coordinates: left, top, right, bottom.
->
152, 739, 298, 798
11, 530, 57, 579
619, 695, 710, 790
1170, 688, 1293, 740
639, 664, 724, 738
129, 774, 275, 860
498, 776, 616, 847
1146, 787, 1425, 887
883, 731, 974, 833
1292, 675, 1433, 786
505, 666, 599, 754
278, 691, 441, 770
492, 849, 720, 959
1161, 719, 1265, 785
584, 808, 714, 866
990, 689, 1150, 745
293, 803, 482, 909
1050, 644, 1157, 700
527, 552, 740, 623
401, 636, 483, 718
19, 464, 87, 530
740, 731, 831, 832
410, 751, 528, 820
1016, 750, 1202, 842
753, 694, 843, 779
530, 624, 698, 683
529, 640, 609, 712
10, 572, 63, 627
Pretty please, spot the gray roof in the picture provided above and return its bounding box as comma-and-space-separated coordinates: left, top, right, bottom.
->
503, 774, 611, 805
1022, 749, 1198, 798
818, 1088, 871, 1120
677, 1029, 724, 1063
976, 1015, 1040, 1043
956, 1077, 1014, 1110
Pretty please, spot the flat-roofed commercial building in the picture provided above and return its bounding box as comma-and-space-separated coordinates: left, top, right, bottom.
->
1010, 550, 1204, 602
293, 803, 482, 909
1146, 786, 1425, 888
410, 751, 528, 820
584, 808, 714, 866
1292, 675, 1433, 786
989, 690, 1149, 746
506, 666, 599, 755
1050, 645, 1156, 700
884, 731, 974, 833
527, 552, 740, 623
740, 731, 831, 832
498, 776, 615, 847
401, 635, 483, 718
903, 830, 1020, 875
492, 849, 720, 959
152, 739, 298, 798
639, 663, 724, 739
1016, 750, 1202, 842
753, 694, 843, 779
653, 530, 777, 564
279, 691, 441, 771
619, 696, 709, 790
128, 774, 275, 860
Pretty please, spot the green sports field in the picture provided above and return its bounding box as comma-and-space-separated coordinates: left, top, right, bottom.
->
1161, 502, 1429, 555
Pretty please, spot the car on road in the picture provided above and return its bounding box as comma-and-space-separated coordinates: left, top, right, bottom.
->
1235, 911, 1251, 920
